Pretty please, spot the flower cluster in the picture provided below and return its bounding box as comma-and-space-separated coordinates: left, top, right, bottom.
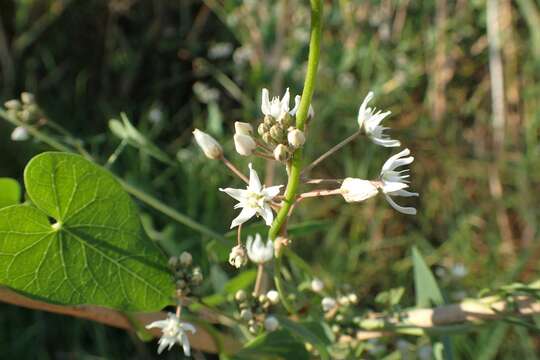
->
234, 289, 281, 334
4, 92, 43, 142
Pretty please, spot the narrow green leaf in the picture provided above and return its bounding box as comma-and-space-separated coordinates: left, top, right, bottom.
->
276, 316, 331, 360
0, 178, 21, 208
412, 246, 444, 307
0, 152, 174, 311
234, 329, 309, 360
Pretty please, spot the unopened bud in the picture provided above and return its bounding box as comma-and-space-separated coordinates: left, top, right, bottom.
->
168, 256, 179, 269
240, 309, 253, 321
277, 112, 292, 127
258, 294, 268, 304
234, 134, 257, 156
191, 267, 203, 284
193, 129, 223, 159
179, 252, 193, 267
11, 126, 30, 141
269, 125, 285, 142
263, 115, 275, 127
338, 296, 350, 306
348, 293, 358, 304
21, 92, 35, 105
262, 133, 273, 144
273, 144, 289, 162
235, 290, 247, 302
258, 123, 269, 136
322, 297, 337, 312
287, 128, 305, 148
234, 121, 253, 135
266, 290, 280, 304
264, 316, 279, 332
176, 279, 187, 289
311, 278, 324, 293
4, 99, 21, 110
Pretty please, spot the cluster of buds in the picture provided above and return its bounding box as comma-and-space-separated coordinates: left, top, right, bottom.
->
234, 289, 280, 334
4, 92, 44, 141
168, 252, 203, 298
321, 292, 360, 339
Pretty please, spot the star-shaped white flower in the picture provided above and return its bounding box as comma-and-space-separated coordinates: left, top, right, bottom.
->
340, 148, 418, 215
357, 92, 400, 147
261, 88, 294, 120
220, 163, 282, 228
246, 234, 274, 264
146, 313, 196, 356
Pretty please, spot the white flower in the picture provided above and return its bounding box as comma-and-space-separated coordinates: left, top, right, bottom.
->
193, 129, 223, 159
261, 88, 294, 119
291, 95, 314, 119
228, 244, 247, 268
340, 178, 379, 203
146, 313, 196, 356
246, 234, 274, 264
234, 134, 257, 156
220, 164, 282, 228
357, 92, 400, 147
264, 316, 280, 331
321, 297, 337, 312
11, 126, 30, 141
266, 290, 280, 304
379, 148, 418, 215
311, 278, 324, 293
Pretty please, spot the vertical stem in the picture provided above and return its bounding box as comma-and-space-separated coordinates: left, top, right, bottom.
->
268, 0, 322, 241
253, 264, 265, 296
269, 0, 323, 314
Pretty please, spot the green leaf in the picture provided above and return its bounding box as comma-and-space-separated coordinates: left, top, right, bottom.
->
412, 246, 444, 307
276, 316, 331, 360
0, 178, 21, 208
233, 329, 309, 360
0, 152, 174, 311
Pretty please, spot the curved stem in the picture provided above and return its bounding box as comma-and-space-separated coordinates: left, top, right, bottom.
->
269, 0, 323, 315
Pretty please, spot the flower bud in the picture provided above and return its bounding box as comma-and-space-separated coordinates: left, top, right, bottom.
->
228, 244, 248, 268
235, 290, 247, 302
240, 309, 253, 321
168, 256, 179, 269
262, 133, 273, 144
21, 92, 35, 105
258, 123, 269, 136
277, 112, 292, 127
234, 134, 257, 156
4, 99, 21, 110
348, 293, 358, 304
322, 297, 337, 312
234, 121, 253, 135
258, 294, 268, 304
311, 278, 324, 293
11, 126, 30, 141
266, 290, 280, 304
287, 128, 305, 148
273, 144, 289, 162
193, 129, 223, 159
338, 295, 350, 306
264, 316, 279, 331
179, 252, 193, 267
263, 115, 275, 127
191, 267, 203, 284
269, 125, 285, 142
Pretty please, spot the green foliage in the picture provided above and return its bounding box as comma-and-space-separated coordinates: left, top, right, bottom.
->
0, 178, 21, 208
412, 246, 444, 307
0, 152, 173, 311
234, 329, 310, 360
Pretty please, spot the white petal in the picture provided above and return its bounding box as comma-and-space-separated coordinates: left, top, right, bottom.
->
340, 178, 378, 203
357, 91, 374, 128
281, 88, 291, 113
262, 185, 283, 199
365, 110, 391, 130
261, 88, 270, 115
181, 333, 191, 356
259, 204, 274, 226
219, 187, 247, 202
381, 181, 408, 194
181, 322, 197, 334
381, 148, 411, 173
290, 95, 301, 115
231, 207, 257, 228
390, 189, 419, 197
248, 163, 262, 192
383, 193, 417, 215
145, 319, 169, 329
370, 136, 401, 147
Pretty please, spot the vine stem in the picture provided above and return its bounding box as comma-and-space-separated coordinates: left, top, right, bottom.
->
269, 0, 322, 315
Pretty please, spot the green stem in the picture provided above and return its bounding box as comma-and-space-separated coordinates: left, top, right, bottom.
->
0, 109, 226, 244
270, 0, 323, 314
268, 0, 322, 240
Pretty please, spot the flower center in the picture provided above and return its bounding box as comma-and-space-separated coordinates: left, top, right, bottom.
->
246, 191, 265, 208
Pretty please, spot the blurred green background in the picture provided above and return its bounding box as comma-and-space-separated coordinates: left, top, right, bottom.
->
1, 0, 540, 358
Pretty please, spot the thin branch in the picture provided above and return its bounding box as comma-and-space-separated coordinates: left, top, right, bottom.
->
222, 156, 249, 184
301, 130, 361, 177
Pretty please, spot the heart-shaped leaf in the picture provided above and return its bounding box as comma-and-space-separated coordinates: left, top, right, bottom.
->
0, 152, 174, 311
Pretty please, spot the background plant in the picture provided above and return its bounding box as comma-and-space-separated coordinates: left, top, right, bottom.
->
1, 0, 540, 359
